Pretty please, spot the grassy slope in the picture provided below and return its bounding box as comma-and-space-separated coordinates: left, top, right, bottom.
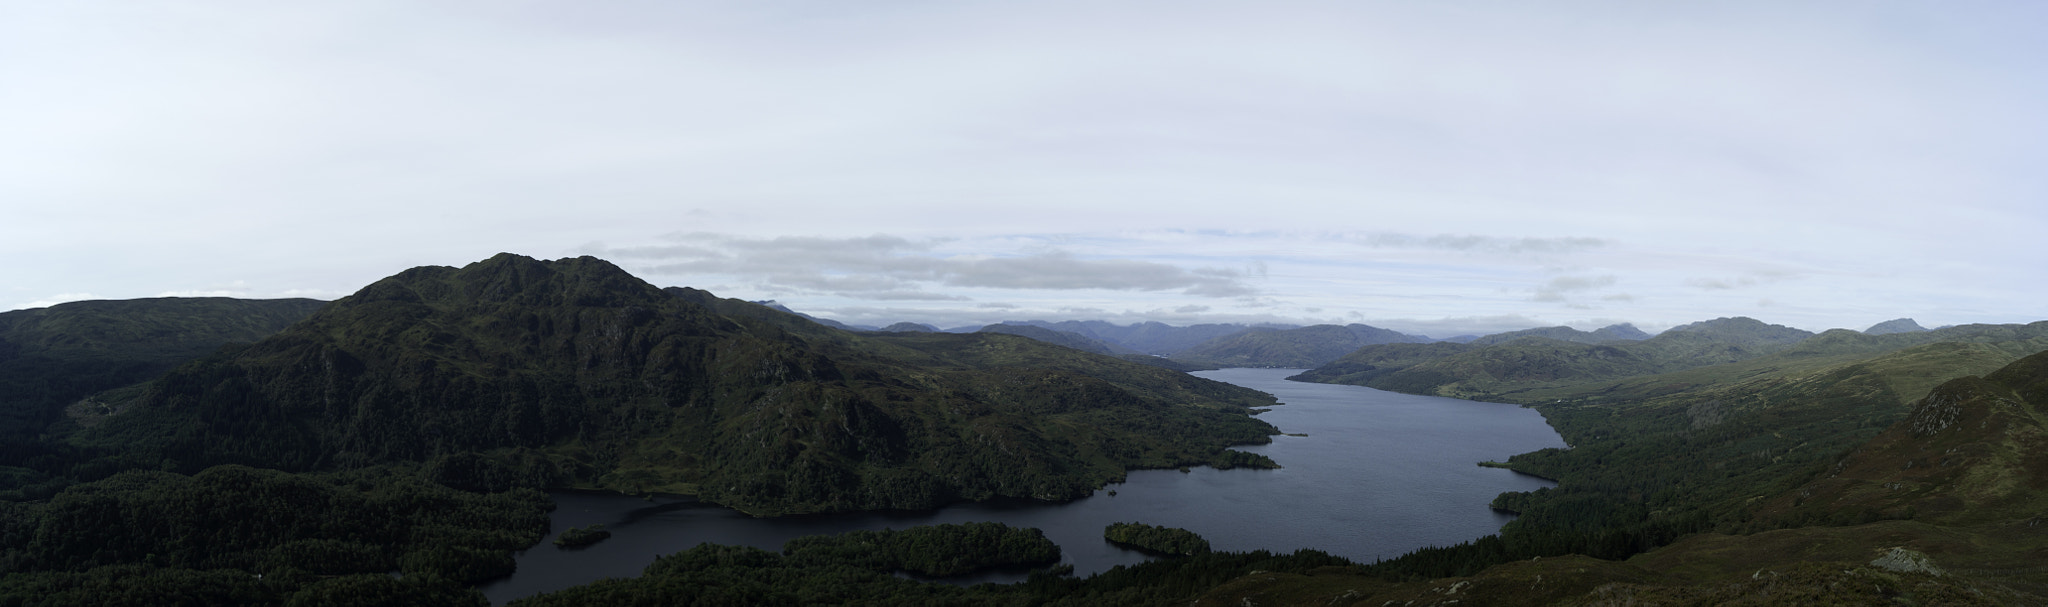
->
1194, 346, 2048, 605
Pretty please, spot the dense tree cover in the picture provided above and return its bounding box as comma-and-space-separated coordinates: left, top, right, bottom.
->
781, 522, 1059, 577
1103, 522, 1210, 555
513, 524, 1347, 607
0, 298, 323, 501
553, 524, 611, 548
0, 464, 549, 605
1330, 334, 2048, 584
68, 254, 1278, 516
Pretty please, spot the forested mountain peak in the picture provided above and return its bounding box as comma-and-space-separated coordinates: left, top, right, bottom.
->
340, 253, 671, 310
73, 253, 1277, 515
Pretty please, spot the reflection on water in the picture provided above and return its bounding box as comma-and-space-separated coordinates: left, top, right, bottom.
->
479, 368, 1565, 604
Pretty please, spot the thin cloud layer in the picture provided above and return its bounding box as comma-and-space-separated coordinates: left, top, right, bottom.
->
583, 234, 1256, 302
2, 3, 2043, 336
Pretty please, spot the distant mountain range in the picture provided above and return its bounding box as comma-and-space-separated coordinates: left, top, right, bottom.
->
1467, 323, 1649, 346
1166, 324, 1429, 368
1864, 317, 1929, 335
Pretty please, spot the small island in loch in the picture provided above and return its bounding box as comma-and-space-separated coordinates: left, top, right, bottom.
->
1104, 522, 1212, 556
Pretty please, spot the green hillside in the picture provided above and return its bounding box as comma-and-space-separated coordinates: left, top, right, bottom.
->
0, 297, 325, 434
1190, 326, 2048, 605
1290, 317, 2048, 402
977, 324, 1135, 356
1467, 323, 1649, 346
69, 254, 1278, 515
0, 297, 325, 499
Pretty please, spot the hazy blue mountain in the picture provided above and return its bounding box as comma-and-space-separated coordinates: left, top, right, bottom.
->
975, 324, 1137, 356
992, 320, 1264, 355
1659, 316, 1814, 345
1470, 323, 1650, 346
1863, 318, 1928, 335
754, 301, 873, 331
1171, 323, 1428, 368
1591, 323, 1651, 341
879, 322, 940, 333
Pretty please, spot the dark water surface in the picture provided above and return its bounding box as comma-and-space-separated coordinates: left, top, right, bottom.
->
479, 368, 1566, 604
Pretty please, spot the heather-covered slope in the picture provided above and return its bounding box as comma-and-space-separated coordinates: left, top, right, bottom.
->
1760, 349, 2048, 527
77, 254, 1277, 515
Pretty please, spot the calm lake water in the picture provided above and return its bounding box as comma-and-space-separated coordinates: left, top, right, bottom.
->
478, 368, 1566, 604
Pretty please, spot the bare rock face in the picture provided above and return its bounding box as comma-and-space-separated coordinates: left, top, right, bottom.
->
1870, 547, 1944, 576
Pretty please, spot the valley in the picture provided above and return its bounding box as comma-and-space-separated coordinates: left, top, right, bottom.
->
2, 253, 2044, 605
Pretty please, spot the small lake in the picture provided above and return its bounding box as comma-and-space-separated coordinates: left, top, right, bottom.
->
479, 368, 1566, 604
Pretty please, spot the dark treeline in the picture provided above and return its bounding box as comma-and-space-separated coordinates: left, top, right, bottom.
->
552, 524, 611, 549
0, 464, 550, 606
1103, 522, 1210, 556
512, 533, 1350, 607
780, 522, 1060, 577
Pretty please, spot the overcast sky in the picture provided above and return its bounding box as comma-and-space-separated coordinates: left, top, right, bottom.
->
5, 1, 2044, 337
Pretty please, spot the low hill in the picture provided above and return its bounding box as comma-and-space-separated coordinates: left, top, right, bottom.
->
72, 254, 1279, 515
1293, 317, 1825, 399
1469, 323, 1649, 346
0, 298, 325, 499
973, 324, 1209, 371
878, 322, 939, 333
975, 324, 1136, 356
1171, 324, 1425, 368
